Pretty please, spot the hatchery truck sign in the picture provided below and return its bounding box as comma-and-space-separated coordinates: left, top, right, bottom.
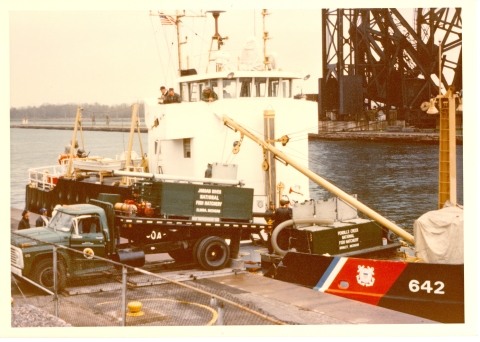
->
195, 186, 224, 217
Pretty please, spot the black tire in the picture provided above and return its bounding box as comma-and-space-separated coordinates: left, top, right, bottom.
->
194, 236, 230, 270
191, 237, 204, 261
31, 258, 67, 291
167, 249, 194, 263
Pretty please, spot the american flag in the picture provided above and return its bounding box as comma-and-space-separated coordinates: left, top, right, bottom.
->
159, 12, 176, 25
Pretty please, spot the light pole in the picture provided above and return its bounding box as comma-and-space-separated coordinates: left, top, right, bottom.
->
422, 41, 462, 209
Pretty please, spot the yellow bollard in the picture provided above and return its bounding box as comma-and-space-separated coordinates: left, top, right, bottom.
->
126, 301, 145, 317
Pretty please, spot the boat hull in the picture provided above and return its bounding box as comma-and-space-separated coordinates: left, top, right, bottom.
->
272, 252, 464, 323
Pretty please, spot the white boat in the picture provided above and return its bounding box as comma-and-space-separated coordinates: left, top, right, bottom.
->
25, 9, 317, 222
116, 151, 143, 169
143, 12, 317, 218
72, 158, 123, 172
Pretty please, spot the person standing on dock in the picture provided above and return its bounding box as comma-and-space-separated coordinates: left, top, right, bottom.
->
164, 88, 182, 104
18, 210, 30, 230
35, 208, 49, 227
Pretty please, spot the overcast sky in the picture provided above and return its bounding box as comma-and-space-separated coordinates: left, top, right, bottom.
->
6, 3, 327, 108
3, 0, 476, 109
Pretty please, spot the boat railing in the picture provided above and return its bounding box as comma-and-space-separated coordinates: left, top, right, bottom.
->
28, 163, 147, 189
123, 165, 145, 186
28, 164, 68, 190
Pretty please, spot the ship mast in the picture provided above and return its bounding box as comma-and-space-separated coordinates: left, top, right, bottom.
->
175, 10, 186, 76
206, 11, 227, 72
150, 10, 205, 96
262, 9, 272, 70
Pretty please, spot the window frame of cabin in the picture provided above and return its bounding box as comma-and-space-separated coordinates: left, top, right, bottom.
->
183, 138, 191, 158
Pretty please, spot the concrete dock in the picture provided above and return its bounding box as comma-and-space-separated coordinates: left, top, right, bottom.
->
10, 123, 148, 133
10, 207, 437, 326
11, 124, 462, 144
309, 131, 462, 144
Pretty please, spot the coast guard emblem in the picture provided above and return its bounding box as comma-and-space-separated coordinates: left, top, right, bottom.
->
356, 265, 375, 287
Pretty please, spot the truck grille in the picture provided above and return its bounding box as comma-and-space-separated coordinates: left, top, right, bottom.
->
11, 246, 23, 268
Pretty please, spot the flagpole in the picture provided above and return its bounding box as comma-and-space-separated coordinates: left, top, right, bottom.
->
152, 10, 205, 97
176, 10, 183, 77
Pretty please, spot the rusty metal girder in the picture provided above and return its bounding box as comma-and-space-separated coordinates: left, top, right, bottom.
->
320, 8, 462, 120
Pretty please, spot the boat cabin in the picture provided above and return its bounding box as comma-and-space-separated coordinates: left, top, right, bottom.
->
177, 71, 304, 102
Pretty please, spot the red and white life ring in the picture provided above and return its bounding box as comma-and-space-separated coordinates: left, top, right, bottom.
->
58, 154, 70, 165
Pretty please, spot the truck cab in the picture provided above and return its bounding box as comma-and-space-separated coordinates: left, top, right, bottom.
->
11, 203, 115, 290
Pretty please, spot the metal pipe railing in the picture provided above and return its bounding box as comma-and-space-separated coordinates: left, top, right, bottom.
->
11, 231, 286, 326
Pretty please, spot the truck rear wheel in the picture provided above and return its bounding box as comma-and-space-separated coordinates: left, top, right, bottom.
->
194, 236, 230, 270
31, 258, 67, 291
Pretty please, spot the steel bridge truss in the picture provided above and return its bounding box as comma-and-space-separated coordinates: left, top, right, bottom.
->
320, 8, 462, 122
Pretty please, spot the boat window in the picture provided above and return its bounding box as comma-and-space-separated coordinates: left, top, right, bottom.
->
186, 81, 213, 102
283, 79, 292, 98
198, 83, 206, 98
181, 83, 188, 102
188, 83, 199, 102
239, 78, 252, 97
211, 80, 219, 100
268, 78, 280, 97
222, 79, 236, 99
183, 138, 191, 158
255, 77, 266, 97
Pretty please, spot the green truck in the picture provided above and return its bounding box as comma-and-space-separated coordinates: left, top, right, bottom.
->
11, 181, 268, 290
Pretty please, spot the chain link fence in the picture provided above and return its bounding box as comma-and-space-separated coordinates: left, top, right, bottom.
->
11, 232, 283, 327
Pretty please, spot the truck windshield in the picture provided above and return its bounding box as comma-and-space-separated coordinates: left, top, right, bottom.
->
49, 212, 75, 232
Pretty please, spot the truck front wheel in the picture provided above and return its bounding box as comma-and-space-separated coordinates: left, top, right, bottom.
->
194, 236, 230, 270
31, 258, 67, 291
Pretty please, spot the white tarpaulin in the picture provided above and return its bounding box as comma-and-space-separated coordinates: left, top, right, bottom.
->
413, 202, 464, 264
238, 36, 263, 71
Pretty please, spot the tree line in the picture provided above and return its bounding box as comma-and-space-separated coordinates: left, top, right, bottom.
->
10, 103, 145, 121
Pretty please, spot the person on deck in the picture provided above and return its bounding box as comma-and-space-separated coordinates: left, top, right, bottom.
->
64, 140, 79, 155
204, 163, 212, 178
268, 199, 292, 254
18, 210, 30, 230
164, 88, 182, 104
201, 87, 218, 102
265, 201, 275, 224
263, 201, 276, 248
158, 86, 168, 104
35, 208, 49, 227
